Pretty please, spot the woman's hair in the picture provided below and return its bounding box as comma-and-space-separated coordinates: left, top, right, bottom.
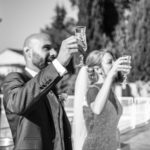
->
86, 49, 115, 84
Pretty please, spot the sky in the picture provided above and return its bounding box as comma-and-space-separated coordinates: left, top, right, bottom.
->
0, 0, 78, 51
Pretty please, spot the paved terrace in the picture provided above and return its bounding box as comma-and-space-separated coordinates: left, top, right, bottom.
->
121, 122, 150, 150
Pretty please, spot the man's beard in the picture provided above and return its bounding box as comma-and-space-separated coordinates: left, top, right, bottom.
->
32, 52, 56, 70
32, 53, 48, 70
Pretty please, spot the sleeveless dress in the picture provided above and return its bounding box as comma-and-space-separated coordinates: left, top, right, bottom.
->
82, 84, 122, 150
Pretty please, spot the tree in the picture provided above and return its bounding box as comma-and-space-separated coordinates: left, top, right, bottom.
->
126, 0, 150, 81
41, 5, 68, 50
69, 0, 132, 54
113, 0, 150, 82
70, 0, 150, 82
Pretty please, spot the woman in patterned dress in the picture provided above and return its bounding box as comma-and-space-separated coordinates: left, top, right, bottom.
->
73, 49, 131, 150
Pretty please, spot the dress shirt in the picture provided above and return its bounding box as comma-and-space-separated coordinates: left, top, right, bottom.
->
25, 59, 67, 77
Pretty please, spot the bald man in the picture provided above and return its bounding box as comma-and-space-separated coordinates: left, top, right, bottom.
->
2, 33, 78, 150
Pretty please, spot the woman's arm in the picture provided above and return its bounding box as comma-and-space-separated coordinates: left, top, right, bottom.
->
90, 73, 113, 114
91, 56, 131, 114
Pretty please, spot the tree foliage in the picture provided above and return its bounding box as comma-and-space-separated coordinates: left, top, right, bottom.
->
127, 0, 150, 81
77, 0, 119, 51
70, 0, 130, 52
70, 0, 150, 82
41, 6, 70, 50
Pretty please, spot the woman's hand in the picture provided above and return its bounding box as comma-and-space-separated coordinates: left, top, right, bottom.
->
109, 56, 131, 79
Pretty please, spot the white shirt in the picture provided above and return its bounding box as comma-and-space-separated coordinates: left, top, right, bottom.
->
25, 59, 67, 77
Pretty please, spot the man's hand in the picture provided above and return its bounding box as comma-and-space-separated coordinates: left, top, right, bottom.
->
57, 36, 78, 66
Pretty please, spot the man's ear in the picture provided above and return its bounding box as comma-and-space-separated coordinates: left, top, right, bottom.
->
23, 47, 32, 58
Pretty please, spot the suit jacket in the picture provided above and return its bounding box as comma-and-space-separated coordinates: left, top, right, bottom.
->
2, 64, 72, 150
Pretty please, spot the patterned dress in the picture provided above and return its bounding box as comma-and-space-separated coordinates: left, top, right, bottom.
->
82, 84, 122, 150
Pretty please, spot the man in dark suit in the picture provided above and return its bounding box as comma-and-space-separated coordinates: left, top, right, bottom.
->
2, 33, 78, 150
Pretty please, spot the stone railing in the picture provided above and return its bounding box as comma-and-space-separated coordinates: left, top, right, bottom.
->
0, 94, 14, 148
64, 96, 150, 133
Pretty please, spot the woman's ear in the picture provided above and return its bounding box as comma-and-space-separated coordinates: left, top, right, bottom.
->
99, 68, 106, 79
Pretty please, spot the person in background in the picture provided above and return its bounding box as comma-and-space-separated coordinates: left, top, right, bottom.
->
2, 33, 78, 150
73, 49, 131, 150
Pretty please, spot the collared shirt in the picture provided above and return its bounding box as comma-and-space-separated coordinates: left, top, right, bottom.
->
25, 59, 67, 77
25, 67, 37, 77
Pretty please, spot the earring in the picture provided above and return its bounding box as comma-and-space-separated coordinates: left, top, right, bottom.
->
100, 70, 105, 78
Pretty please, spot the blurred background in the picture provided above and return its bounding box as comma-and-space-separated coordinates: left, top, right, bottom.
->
1, 0, 150, 150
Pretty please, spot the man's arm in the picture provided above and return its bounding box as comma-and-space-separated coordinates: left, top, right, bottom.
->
3, 64, 61, 115
3, 35, 78, 115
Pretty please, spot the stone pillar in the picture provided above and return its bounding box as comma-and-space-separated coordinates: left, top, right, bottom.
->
0, 94, 14, 149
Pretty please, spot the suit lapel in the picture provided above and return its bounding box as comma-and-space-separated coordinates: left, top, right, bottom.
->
23, 69, 55, 119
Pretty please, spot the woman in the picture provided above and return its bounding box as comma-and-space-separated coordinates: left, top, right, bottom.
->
73, 49, 131, 150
